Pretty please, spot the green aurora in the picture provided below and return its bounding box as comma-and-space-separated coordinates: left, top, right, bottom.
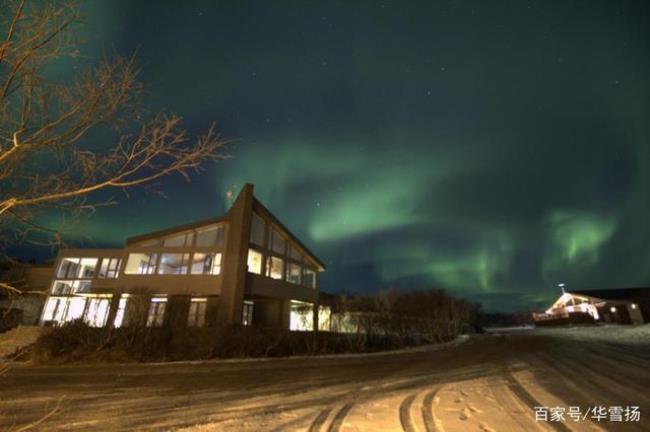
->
15, 0, 650, 312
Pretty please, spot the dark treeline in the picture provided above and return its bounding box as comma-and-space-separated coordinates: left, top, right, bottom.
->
326, 288, 482, 344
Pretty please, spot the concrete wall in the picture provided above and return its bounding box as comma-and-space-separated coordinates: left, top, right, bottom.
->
246, 273, 317, 304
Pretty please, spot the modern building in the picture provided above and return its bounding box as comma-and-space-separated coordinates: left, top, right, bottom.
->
39, 184, 326, 330
535, 287, 650, 326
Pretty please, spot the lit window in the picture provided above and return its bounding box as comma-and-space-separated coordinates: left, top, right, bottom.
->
51, 280, 91, 295
98, 258, 121, 278
56, 258, 80, 278
247, 249, 263, 274
146, 297, 167, 327
51, 280, 73, 295
124, 253, 159, 275
290, 301, 313, 331
163, 232, 194, 247
191, 252, 222, 275
63, 297, 87, 323
265, 256, 284, 280
287, 262, 302, 284
196, 225, 224, 247
41, 297, 66, 324
304, 269, 316, 289
84, 297, 111, 327
188, 297, 207, 327
271, 229, 286, 254
158, 253, 190, 275
56, 257, 97, 279
242, 300, 254, 326
250, 214, 266, 246
79, 258, 98, 278
114, 295, 129, 327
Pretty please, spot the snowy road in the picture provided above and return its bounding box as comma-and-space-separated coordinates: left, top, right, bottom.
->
1, 327, 649, 431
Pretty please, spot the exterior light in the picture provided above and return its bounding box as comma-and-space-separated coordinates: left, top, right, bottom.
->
610, 306, 617, 313
631, 304, 637, 309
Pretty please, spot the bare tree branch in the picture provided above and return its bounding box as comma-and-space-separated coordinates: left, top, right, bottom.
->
0, 1, 230, 296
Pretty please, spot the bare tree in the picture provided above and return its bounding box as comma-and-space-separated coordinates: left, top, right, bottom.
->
0, 1, 229, 295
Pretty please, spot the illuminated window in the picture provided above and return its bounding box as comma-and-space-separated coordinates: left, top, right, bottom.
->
41, 297, 66, 324
247, 249, 263, 274
56, 257, 98, 279
56, 258, 80, 278
250, 214, 266, 246
265, 256, 284, 280
242, 300, 254, 326
287, 262, 302, 284
271, 229, 286, 254
146, 297, 167, 327
51, 280, 91, 295
188, 297, 207, 327
114, 295, 129, 327
63, 297, 87, 323
158, 253, 190, 275
196, 225, 224, 247
163, 232, 194, 247
304, 269, 316, 289
124, 253, 159, 275
191, 252, 222, 275
85, 297, 111, 327
98, 258, 121, 278
290, 301, 313, 331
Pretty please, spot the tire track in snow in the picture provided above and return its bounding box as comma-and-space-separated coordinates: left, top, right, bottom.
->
327, 402, 354, 432
504, 371, 572, 432
399, 393, 417, 432
422, 387, 441, 432
308, 407, 333, 432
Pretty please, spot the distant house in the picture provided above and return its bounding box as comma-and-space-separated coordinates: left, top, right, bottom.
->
535, 288, 650, 326
39, 184, 326, 330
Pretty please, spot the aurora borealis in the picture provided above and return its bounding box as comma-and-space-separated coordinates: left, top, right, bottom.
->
20, 0, 650, 311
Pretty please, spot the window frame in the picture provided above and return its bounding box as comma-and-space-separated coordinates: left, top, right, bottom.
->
265, 255, 284, 280
187, 297, 207, 327
158, 253, 191, 275
146, 297, 167, 327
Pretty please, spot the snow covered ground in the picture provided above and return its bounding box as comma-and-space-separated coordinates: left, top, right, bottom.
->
1, 327, 648, 431
533, 323, 650, 345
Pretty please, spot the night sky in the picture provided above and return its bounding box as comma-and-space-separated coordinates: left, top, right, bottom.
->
26, 0, 650, 312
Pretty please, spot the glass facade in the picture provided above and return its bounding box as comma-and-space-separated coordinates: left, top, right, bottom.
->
190, 252, 222, 275
265, 256, 284, 280
188, 297, 207, 327
287, 262, 301, 284
146, 297, 167, 327
242, 300, 254, 326
247, 249, 263, 274
98, 258, 121, 278
158, 253, 191, 275
124, 253, 159, 275
250, 214, 266, 246
196, 225, 224, 247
